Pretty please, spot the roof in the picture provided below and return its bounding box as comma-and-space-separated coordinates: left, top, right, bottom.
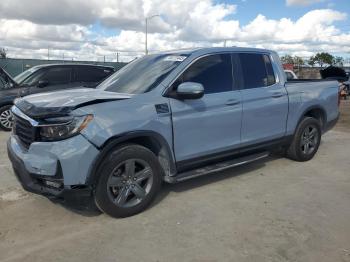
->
31, 63, 115, 69
154, 46, 275, 56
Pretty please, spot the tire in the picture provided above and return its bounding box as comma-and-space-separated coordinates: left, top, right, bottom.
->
286, 117, 321, 162
0, 105, 14, 131
94, 144, 162, 218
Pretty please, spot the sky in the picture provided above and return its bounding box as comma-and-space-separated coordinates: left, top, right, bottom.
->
0, 0, 349, 62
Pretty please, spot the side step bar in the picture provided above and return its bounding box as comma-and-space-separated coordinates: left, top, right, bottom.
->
165, 151, 269, 183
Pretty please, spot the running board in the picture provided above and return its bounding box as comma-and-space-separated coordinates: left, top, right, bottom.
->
165, 151, 269, 183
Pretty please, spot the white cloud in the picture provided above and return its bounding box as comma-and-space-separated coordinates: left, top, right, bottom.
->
0, 19, 87, 43
0, 0, 96, 25
286, 0, 324, 6
0, 0, 349, 62
240, 9, 346, 43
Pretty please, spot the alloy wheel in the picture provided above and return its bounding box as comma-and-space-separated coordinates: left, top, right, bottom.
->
300, 125, 319, 155
107, 159, 154, 208
0, 109, 13, 129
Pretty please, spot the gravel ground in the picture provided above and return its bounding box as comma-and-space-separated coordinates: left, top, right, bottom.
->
0, 101, 349, 262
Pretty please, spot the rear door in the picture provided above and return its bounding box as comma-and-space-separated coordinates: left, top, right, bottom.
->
168, 53, 242, 166
239, 53, 288, 146
72, 66, 113, 88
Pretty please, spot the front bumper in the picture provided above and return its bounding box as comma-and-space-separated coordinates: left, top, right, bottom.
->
7, 135, 99, 209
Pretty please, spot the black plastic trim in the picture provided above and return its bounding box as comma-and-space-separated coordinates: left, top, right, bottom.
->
176, 136, 293, 172
298, 105, 328, 128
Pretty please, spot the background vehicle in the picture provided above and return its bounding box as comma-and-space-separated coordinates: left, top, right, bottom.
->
320, 66, 349, 99
7, 47, 339, 218
0, 64, 114, 131
284, 69, 298, 80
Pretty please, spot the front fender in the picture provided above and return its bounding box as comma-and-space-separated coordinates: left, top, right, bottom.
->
85, 130, 177, 185
0, 96, 16, 108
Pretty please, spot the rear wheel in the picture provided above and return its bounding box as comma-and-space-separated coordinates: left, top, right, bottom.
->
287, 117, 321, 162
94, 144, 162, 218
0, 105, 14, 131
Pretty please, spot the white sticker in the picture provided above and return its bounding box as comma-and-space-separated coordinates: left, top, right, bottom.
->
164, 55, 187, 62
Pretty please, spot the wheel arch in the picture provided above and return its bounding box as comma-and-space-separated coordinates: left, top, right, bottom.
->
0, 102, 14, 109
299, 105, 327, 130
86, 131, 176, 185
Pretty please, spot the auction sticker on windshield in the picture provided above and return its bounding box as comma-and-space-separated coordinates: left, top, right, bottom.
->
164, 56, 187, 62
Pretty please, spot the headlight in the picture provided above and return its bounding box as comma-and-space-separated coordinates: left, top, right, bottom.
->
39, 115, 93, 141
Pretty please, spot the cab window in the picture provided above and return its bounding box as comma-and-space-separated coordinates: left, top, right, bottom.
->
239, 53, 276, 89
74, 67, 112, 83
173, 54, 233, 94
42, 67, 71, 85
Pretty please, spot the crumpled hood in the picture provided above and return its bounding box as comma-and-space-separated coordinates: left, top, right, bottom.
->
14, 88, 132, 118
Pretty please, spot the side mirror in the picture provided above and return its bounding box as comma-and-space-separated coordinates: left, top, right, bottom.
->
176, 82, 204, 100
37, 80, 49, 88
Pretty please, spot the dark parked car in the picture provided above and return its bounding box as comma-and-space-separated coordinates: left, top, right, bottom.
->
0, 64, 115, 130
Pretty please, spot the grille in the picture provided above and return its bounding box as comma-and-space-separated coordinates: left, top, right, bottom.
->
13, 114, 36, 149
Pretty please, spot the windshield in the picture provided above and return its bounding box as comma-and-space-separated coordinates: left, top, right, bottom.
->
14, 67, 41, 84
98, 54, 188, 94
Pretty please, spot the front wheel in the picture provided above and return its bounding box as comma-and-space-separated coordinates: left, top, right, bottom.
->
286, 117, 321, 162
0, 105, 14, 131
94, 144, 162, 218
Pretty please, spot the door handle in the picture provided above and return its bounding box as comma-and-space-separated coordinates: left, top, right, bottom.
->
226, 99, 240, 106
271, 92, 284, 98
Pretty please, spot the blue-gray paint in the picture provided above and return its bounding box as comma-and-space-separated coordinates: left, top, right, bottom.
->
9, 134, 99, 185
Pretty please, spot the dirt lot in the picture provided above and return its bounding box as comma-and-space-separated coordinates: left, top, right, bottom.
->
0, 101, 349, 262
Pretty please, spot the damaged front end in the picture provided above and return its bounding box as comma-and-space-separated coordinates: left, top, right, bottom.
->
7, 88, 132, 209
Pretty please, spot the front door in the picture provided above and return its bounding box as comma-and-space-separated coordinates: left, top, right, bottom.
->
29, 66, 73, 94
168, 53, 242, 167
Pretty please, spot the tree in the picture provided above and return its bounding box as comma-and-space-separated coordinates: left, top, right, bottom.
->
0, 47, 6, 59
312, 52, 334, 67
281, 55, 304, 66
281, 55, 294, 64
293, 56, 304, 68
308, 56, 316, 67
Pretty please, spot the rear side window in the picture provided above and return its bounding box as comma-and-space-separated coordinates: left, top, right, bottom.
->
239, 53, 276, 89
42, 67, 71, 85
175, 54, 233, 94
263, 54, 276, 85
74, 67, 113, 83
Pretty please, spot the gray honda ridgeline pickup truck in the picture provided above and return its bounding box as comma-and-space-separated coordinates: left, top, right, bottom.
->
7, 47, 340, 218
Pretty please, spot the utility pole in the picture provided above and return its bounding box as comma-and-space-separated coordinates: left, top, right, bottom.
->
145, 15, 160, 55
116, 51, 119, 63
145, 18, 148, 55
224, 40, 227, 47
47, 46, 50, 60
